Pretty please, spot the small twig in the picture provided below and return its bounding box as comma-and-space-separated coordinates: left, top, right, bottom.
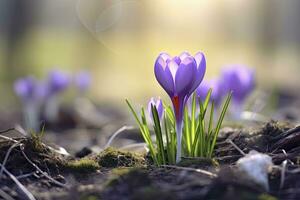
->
104, 126, 136, 149
120, 142, 146, 150
0, 142, 21, 178
288, 168, 300, 174
0, 126, 28, 136
280, 160, 288, 189
0, 164, 36, 200
161, 165, 217, 178
0, 128, 15, 134
20, 146, 68, 188
226, 139, 246, 156
0, 188, 15, 200
0, 135, 19, 143
16, 172, 37, 180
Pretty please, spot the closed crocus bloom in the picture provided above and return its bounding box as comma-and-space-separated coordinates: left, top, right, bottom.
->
14, 76, 42, 131
47, 70, 70, 95
14, 76, 36, 102
196, 78, 224, 106
221, 65, 255, 104
154, 51, 206, 162
75, 71, 91, 93
147, 97, 163, 122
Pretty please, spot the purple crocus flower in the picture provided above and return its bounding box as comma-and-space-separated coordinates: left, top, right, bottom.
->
14, 76, 44, 131
147, 97, 163, 123
196, 78, 224, 106
221, 65, 255, 104
46, 70, 70, 95
75, 71, 91, 93
154, 51, 206, 162
14, 77, 36, 101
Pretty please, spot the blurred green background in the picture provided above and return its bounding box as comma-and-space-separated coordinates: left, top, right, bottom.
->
0, 0, 300, 109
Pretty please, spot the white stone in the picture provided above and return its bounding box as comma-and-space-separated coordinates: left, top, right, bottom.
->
236, 150, 273, 191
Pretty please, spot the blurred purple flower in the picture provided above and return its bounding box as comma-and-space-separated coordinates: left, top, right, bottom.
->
196, 78, 224, 106
47, 70, 70, 95
221, 65, 255, 104
154, 51, 206, 162
14, 76, 36, 101
75, 71, 91, 92
14, 76, 44, 131
147, 97, 163, 122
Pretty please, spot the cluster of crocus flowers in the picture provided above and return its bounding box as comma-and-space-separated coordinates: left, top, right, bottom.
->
14, 70, 92, 131
127, 51, 234, 165
154, 51, 206, 162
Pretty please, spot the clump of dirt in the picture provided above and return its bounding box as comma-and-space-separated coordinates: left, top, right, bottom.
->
215, 120, 297, 164
0, 134, 65, 175
178, 157, 219, 169
95, 147, 146, 168
103, 168, 174, 200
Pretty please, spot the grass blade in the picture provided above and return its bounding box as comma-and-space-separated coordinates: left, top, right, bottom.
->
152, 105, 166, 165
209, 92, 232, 157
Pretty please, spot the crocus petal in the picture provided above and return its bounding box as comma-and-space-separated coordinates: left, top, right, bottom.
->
75, 71, 91, 92
221, 65, 255, 103
159, 52, 171, 62
156, 98, 164, 119
154, 56, 175, 96
172, 56, 181, 65
179, 51, 191, 61
189, 52, 206, 94
147, 97, 155, 118
14, 77, 35, 101
167, 60, 179, 80
175, 56, 197, 96
47, 70, 70, 94
147, 97, 164, 122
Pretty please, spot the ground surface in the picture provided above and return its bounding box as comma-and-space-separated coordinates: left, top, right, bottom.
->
1, 120, 300, 200
1, 92, 300, 200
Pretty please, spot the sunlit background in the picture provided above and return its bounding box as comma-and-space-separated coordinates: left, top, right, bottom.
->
0, 0, 300, 109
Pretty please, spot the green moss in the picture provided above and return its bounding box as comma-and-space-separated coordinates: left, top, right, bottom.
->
64, 158, 100, 173
96, 147, 145, 168
28, 133, 45, 152
111, 168, 131, 176
80, 195, 100, 200
258, 194, 278, 200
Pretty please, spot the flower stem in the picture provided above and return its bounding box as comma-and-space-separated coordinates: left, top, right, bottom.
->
176, 121, 182, 163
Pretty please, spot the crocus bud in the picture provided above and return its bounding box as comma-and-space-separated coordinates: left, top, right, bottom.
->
47, 70, 70, 95
75, 71, 91, 93
154, 51, 206, 162
221, 65, 255, 104
147, 97, 163, 123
